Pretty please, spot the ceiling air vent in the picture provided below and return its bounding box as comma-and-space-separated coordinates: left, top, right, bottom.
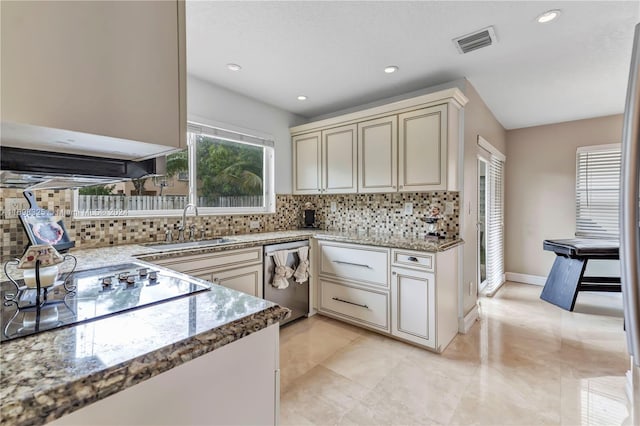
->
453, 26, 497, 54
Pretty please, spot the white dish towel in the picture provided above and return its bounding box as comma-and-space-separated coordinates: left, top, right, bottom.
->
271, 250, 294, 289
294, 246, 310, 283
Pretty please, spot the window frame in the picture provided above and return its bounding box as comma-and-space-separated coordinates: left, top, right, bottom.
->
73, 123, 276, 219
575, 143, 622, 239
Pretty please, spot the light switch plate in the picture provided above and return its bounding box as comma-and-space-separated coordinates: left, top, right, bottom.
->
445, 202, 454, 215
250, 220, 261, 229
330, 202, 337, 212
4, 198, 29, 219
404, 202, 413, 215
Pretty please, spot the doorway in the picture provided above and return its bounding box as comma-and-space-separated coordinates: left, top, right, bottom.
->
477, 136, 506, 297
478, 157, 488, 293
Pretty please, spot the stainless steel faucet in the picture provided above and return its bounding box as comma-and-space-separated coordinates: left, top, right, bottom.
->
178, 203, 199, 242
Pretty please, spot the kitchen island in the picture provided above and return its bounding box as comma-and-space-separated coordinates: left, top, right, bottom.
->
0, 263, 289, 426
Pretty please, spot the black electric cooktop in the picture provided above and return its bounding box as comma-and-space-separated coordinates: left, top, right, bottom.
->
0, 262, 210, 342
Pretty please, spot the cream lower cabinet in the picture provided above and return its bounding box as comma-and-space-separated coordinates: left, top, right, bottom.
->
391, 266, 436, 348
147, 247, 263, 298
194, 263, 263, 298
316, 240, 459, 353
390, 248, 458, 352
317, 241, 390, 332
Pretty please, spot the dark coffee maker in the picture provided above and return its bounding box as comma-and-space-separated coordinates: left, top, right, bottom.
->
303, 209, 316, 228
302, 202, 316, 228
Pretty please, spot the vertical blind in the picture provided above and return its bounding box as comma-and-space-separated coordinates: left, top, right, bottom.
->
485, 155, 505, 296
575, 145, 622, 238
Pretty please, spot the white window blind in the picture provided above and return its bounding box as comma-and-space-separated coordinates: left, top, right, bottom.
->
576, 144, 622, 238
485, 155, 505, 296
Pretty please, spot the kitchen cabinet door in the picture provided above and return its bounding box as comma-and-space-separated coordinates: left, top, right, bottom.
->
212, 264, 263, 298
322, 124, 358, 194
391, 266, 436, 348
1, 0, 186, 158
398, 105, 448, 192
292, 132, 322, 194
358, 116, 397, 193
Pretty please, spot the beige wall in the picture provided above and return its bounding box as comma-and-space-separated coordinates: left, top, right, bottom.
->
461, 81, 507, 316
505, 114, 623, 277
188, 75, 306, 194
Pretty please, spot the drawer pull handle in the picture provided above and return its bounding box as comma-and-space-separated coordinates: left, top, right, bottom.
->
333, 260, 372, 269
332, 297, 369, 309
408, 256, 419, 262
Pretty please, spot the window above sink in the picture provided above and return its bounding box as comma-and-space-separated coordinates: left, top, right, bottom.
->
72, 122, 276, 219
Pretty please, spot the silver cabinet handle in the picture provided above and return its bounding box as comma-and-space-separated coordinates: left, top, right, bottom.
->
332, 297, 368, 309
333, 260, 372, 269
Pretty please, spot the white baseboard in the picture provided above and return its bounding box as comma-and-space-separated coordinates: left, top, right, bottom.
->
459, 304, 479, 334
505, 272, 547, 286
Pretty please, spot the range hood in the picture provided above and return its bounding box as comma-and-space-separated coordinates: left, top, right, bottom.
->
0, 147, 166, 190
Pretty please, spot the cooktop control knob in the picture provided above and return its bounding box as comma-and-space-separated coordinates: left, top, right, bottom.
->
101, 277, 112, 287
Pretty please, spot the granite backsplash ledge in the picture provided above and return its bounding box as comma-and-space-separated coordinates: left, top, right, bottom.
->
1, 189, 459, 260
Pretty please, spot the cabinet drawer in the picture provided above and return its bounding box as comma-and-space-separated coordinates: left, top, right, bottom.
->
319, 242, 389, 288
392, 249, 434, 272
319, 279, 389, 331
150, 247, 262, 273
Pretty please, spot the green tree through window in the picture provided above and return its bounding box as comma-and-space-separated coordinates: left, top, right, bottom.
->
196, 136, 263, 201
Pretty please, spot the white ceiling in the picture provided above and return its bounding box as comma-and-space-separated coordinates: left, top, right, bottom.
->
186, 1, 639, 130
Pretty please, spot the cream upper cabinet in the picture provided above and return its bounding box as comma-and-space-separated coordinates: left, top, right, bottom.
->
293, 125, 357, 195
0, 1, 186, 159
323, 124, 358, 194
290, 88, 466, 195
398, 105, 448, 192
358, 116, 398, 193
293, 132, 322, 194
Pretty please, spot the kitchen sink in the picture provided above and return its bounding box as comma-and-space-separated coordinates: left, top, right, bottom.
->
145, 238, 235, 250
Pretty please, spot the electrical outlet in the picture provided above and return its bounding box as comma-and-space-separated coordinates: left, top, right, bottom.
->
404, 202, 413, 215
468, 281, 474, 295
444, 202, 454, 215
250, 220, 261, 229
4, 198, 29, 219
330, 202, 337, 212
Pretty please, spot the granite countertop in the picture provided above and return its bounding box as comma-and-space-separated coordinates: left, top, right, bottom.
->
3, 230, 462, 281
0, 261, 289, 426
0, 229, 462, 425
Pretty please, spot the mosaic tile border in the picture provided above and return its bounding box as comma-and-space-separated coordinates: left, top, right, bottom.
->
1, 189, 459, 261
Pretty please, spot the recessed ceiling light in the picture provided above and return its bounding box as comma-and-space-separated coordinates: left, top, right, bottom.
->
297, 95, 307, 101
384, 65, 399, 74
536, 10, 561, 23
226, 63, 242, 71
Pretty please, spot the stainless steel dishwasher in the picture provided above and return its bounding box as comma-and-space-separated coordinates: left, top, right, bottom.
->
264, 240, 310, 326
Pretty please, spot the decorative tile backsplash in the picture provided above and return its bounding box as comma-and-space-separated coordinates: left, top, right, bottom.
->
1, 189, 459, 261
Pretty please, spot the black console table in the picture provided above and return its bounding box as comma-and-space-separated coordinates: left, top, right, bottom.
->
540, 238, 620, 311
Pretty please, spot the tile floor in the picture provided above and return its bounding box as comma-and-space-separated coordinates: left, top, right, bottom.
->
279, 282, 631, 425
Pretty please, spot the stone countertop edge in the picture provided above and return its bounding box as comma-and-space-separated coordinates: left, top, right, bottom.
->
137, 231, 464, 263
1, 305, 290, 426
3, 231, 463, 280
